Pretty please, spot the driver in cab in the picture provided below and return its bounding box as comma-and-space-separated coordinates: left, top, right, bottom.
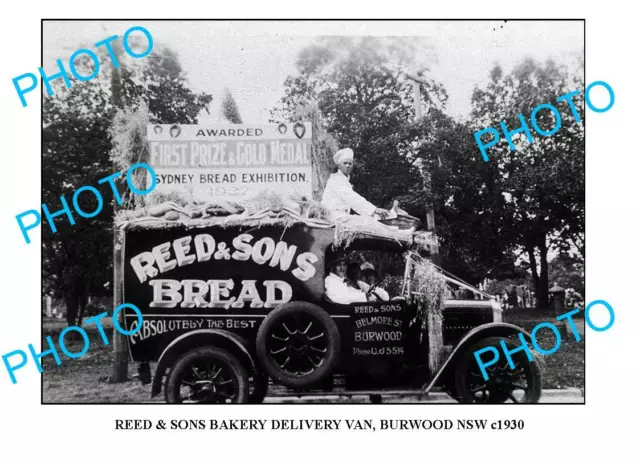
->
325, 255, 373, 304
358, 262, 390, 301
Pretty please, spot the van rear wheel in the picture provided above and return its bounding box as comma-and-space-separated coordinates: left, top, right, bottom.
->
256, 302, 341, 389
165, 346, 249, 404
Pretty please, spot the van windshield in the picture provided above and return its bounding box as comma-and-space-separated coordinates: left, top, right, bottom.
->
404, 251, 495, 303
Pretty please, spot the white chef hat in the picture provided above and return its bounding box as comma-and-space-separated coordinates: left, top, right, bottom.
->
333, 148, 354, 164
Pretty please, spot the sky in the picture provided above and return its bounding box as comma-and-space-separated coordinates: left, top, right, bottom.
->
43, 20, 584, 124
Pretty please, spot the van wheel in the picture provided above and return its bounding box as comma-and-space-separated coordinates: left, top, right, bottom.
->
165, 346, 249, 404
256, 302, 341, 389
454, 336, 542, 404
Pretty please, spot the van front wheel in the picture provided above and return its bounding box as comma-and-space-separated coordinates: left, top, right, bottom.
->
453, 336, 542, 404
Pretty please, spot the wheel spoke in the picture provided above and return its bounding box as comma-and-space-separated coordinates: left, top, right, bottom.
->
270, 347, 287, 355
192, 367, 203, 380
217, 378, 233, 386
301, 321, 313, 334
271, 334, 289, 342
282, 323, 296, 335
471, 384, 487, 393
310, 346, 327, 353
308, 332, 325, 341
509, 381, 528, 390
210, 367, 223, 381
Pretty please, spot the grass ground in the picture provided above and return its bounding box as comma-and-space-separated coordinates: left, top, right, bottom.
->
42, 309, 585, 403
42, 317, 151, 403
503, 309, 585, 391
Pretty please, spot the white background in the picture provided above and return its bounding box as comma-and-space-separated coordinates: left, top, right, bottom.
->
0, 2, 637, 464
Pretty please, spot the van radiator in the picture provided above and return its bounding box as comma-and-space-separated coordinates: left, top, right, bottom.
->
442, 307, 494, 346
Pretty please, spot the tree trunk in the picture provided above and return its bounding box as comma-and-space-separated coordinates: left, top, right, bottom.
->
111, 234, 129, 383
76, 288, 88, 326
110, 50, 129, 383
65, 294, 78, 327
525, 248, 538, 284
526, 236, 551, 310
537, 236, 550, 311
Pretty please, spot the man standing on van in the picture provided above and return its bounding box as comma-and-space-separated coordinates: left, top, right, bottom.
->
321, 148, 390, 221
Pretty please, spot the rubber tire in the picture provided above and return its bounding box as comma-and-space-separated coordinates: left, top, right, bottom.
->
454, 336, 542, 404
165, 346, 250, 404
256, 302, 341, 389
248, 370, 270, 404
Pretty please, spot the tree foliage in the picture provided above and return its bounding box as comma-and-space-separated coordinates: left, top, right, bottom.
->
42, 42, 212, 325
416, 111, 527, 284
221, 87, 244, 124
274, 41, 584, 309
272, 36, 446, 217
548, 251, 585, 296
465, 58, 585, 307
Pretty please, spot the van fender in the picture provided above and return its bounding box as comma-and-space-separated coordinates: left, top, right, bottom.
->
424, 322, 535, 393
151, 329, 255, 398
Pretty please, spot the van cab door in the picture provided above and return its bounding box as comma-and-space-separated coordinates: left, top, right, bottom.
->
345, 300, 408, 377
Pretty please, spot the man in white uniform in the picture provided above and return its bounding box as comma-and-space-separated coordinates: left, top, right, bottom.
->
324, 255, 368, 304
321, 148, 390, 220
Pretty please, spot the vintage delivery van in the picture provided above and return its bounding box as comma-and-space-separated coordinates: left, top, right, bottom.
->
115, 205, 542, 404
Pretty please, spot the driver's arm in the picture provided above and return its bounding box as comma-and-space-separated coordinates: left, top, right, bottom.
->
376, 287, 390, 301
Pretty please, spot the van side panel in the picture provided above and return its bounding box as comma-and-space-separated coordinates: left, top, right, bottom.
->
122, 224, 334, 362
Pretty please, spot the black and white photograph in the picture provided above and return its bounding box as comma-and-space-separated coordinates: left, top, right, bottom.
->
40, 19, 586, 404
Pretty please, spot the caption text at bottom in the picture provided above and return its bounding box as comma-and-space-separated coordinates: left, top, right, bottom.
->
116, 418, 523, 431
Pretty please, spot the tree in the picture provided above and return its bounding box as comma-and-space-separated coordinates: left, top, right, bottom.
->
42, 76, 114, 327
548, 251, 585, 296
272, 36, 446, 216
43, 41, 213, 328
467, 58, 585, 308
270, 36, 530, 286
414, 111, 525, 284
221, 87, 244, 124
